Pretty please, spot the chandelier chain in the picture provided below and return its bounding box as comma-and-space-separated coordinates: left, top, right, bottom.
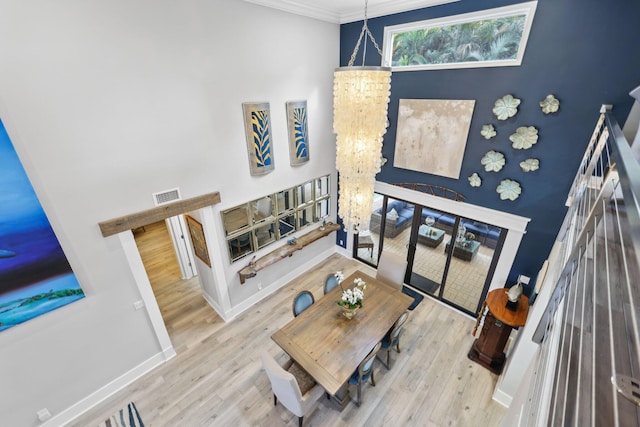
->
346, 0, 384, 67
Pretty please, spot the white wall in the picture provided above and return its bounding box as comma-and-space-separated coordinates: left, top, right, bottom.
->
0, 1, 338, 425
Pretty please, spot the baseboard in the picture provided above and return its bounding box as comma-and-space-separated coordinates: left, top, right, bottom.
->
47, 351, 169, 427
492, 386, 512, 408
201, 290, 230, 322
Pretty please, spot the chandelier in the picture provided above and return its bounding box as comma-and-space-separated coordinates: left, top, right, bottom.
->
333, 0, 391, 233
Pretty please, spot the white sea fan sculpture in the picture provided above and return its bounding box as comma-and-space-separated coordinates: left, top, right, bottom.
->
520, 158, 540, 172
468, 173, 482, 187
481, 124, 496, 140
540, 94, 559, 114
510, 126, 539, 149
493, 94, 521, 120
481, 150, 506, 172
497, 179, 522, 201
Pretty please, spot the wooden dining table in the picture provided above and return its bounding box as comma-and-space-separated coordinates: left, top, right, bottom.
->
271, 270, 414, 408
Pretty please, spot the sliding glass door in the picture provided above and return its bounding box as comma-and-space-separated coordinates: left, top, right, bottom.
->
355, 194, 505, 315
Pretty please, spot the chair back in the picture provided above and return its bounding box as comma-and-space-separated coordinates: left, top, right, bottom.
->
359, 341, 382, 380
376, 251, 407, 290
390, 310, 409, 345
260, 352, 304, 416
293, 290, 315, 317
324, 274, 339, 294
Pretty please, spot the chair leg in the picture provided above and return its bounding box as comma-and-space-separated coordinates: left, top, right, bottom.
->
298, 416, 303, 427
274, 394, 277, 406
356, 382, 362, 407
370, 369, 376, 387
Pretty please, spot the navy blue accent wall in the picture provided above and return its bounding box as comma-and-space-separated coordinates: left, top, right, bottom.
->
340, 0, 640, 290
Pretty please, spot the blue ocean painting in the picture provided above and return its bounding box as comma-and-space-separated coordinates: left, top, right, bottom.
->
0, 119, 84, 332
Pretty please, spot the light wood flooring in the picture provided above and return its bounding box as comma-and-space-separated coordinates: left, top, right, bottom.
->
69, 224, 506, 426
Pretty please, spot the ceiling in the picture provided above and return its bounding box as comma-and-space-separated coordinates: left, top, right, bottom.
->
243, 0, 460, 24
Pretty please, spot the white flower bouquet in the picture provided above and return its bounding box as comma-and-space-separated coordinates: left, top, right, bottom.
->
337, 277, 366, 309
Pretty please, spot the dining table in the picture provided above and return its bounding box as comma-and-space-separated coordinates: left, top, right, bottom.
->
271, 270, 414, 408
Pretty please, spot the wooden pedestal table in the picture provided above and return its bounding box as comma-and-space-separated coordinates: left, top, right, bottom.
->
468, 288, 529, 374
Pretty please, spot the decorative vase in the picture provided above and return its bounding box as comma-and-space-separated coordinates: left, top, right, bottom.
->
342, 306, 358, 320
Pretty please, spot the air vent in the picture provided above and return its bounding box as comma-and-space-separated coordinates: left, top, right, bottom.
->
152, 188, 181, 206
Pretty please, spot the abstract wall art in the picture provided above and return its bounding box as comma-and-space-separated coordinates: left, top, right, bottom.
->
242, 102, 275, 176
394, 99, 475, 179
0, 119, 85, 332
286, 100, 309, 166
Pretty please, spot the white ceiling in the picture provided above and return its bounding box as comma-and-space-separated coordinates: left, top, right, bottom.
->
243, 0, 460, 24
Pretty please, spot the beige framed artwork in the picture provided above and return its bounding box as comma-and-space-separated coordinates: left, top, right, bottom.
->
185, 215, 211, 267
394, 99, 475, 179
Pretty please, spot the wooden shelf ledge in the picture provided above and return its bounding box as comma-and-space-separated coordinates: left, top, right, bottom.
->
239, 222, 340, 284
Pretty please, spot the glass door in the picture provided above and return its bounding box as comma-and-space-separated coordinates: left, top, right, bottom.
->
439, 215, 504, 313
355, 193, 506, 316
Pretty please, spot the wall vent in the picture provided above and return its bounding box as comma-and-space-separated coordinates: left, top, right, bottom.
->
152, 188, 181, 206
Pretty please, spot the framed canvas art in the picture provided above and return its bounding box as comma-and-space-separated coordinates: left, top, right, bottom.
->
0, 119, 85, 331
242, 102, 275, 176
394, 99, 475, 179
185, 215, 211, 267
286, 100, 309, 166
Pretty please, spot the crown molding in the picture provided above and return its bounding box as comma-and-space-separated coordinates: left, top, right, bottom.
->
243, 0, 460, 24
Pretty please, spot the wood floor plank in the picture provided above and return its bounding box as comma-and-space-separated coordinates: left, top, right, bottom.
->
69, 222, 505, 426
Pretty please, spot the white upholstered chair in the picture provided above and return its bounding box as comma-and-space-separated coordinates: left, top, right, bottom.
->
260, 352, 324, 427
376, 251, 407, 290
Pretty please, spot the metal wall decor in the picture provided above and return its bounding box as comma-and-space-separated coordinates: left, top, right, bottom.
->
481, 150, 506, 172
510, 126, 538, 149
520, 158, 540, 172
540, 94, 559, 114
242, 102, 275, 176
497, 179, 522, 200
286, 100, 310, 166
481, 124, 496, 139
493, 94, 521, 120
468, 172, 482, 187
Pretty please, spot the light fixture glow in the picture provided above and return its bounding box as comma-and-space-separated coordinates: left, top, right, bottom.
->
333, 1, 391, 233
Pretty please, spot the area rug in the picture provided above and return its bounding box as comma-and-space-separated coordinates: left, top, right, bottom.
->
402, 286, 425, 311
98, 402, 144, 427
409, 272, 440, 295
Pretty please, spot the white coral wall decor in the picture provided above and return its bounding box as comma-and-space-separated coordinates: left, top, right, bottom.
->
468, 172, 482, 187
510, 126, 538, 149
481, 124, 496, 139
481, 150, 505, 172
540, 94, 559, 114
497, 179, 522, 200
520, 158, 540, 172
493, 94, 521, 120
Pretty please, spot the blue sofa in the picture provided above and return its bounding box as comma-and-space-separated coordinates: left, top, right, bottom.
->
370, 201, 501, 248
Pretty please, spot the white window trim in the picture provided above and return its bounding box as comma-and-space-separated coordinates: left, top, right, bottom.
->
382, 1, 538, 72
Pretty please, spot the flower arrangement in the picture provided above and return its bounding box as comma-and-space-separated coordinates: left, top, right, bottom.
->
337, 276, 366, 309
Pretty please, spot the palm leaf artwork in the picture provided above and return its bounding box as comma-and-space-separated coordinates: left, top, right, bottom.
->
292, 107, 308, 159
251, 109, 272, 168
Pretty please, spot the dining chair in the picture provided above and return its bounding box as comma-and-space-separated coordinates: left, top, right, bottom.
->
261, 352, 324, 427
292, 290, 315, 317
323, 274, 339, 294
376, 251, 407, 290
348, 342, 382, 407
379, 310, 410, 369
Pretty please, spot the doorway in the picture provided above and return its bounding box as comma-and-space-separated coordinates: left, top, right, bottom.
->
133, 220, 211, 348
356, 194, 505, 316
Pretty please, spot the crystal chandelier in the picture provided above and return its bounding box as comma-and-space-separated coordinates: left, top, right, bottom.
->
333, 0, 391, 233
